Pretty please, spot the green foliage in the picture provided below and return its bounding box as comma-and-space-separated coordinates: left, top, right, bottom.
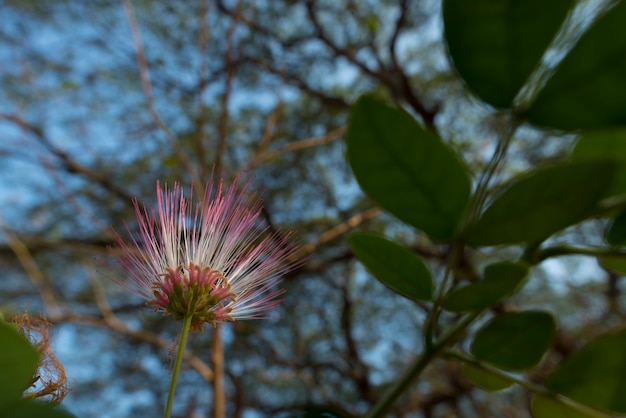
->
442, 261, 528, 312
343, 0, 626, 413
525, 1, 626, 130
598, 255, 626, 276
546, 329, 626, 414
467, 162, 615, 246
443, 0, 573, 108
0, 321, 39, 407
350, 233, 433, 302
531, 396, 602, 418
346, 95, 471, 241
572, 128, 626, 197
607, 210, 626, 246
460, 363, 513, 392
470, 311, 555, 371
1, 399, 76, 418
0, 321, 73, 417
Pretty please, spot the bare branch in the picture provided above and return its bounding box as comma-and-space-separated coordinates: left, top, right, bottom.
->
340, 274, 374, 401
196, 0, 212, 182
244, 55, 350, 108
215, 0, 244, 178
212, 325, 226, 418
304, 0, 380, 80
0, 222, 63, 321
241, 125, 345, 174
299, 207, 381, 256
304, 0, 438, 130
120, 0, 202, 189
0, 112, 134, 202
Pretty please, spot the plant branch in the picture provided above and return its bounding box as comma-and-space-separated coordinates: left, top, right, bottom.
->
445, 350, 613, 418
120, 0, 202, 190
468, 115, 522, 225
299, 207, 381, 257
214, 0, 243, 177
365, 311, 481, 418
532, 245, 626, 264
0, 221, 63, 321
195, 0, 211, 182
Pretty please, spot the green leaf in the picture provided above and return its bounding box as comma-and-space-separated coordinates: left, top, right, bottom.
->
443, 0, 574, 108
525, 1, 626, 130
0, 321, 39, 407
346, 95, 471, 241
1, 400, 76, 418
442, 261, 529, 312
607, 210, 626, 246
471, 311, 555, 371
467, 162, 615, 246
572, 129, 626, 198
461, 363, 514, 392
531, 395, 606, 418
350, 233, 433, 301
599, 255, 626, 276
546, 329, 626, 414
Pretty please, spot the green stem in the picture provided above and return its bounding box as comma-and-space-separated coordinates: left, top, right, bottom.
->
445, 350, 611, 418
445, 350, 549, 394
469, 115, 521, 225
368, 110, 522, 417
423, 242, 462, 348
534, 245, 626, 263
164, 314, 193, 418
365, 312, 480, 418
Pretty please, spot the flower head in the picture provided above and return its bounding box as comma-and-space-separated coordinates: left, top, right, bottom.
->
110, 176, 301, 331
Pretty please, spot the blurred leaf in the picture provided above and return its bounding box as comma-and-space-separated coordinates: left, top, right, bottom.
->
0, 321, 39, 407
443, 0, 573, 108
546, 329, 626, 413
607, 210, 626, 246
442, 261, 529, 312
350, 232, 433, 301
531, 395, 604, 418
1, 400, 76, 418
347, 95, 471, 241
461, 363, 514, 392
467, 162, 615, 246
572, 129, 626, 197
525, 1, 626, 130
598, 255, 626, 276
471, 311, 555, 371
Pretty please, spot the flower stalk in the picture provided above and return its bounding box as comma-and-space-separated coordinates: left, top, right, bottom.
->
164, 313, 193, 418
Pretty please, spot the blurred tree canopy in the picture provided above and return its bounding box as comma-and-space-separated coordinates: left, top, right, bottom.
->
0, 0, 623, 417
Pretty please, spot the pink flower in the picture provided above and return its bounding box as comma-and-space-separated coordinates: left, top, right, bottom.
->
110, 176, 301, 331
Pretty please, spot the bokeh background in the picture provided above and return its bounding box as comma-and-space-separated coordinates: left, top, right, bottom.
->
0, 1, 621, 417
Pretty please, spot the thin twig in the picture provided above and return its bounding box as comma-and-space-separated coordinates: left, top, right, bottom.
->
212, 2, 244, 415
0, 112, 133, 202
120, 0, 202, 190
214, 0, 244, 177
196, 0, 211, 182
0, 221, 62, 321
299, 207, 381, 257
242, 126, 346, 174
